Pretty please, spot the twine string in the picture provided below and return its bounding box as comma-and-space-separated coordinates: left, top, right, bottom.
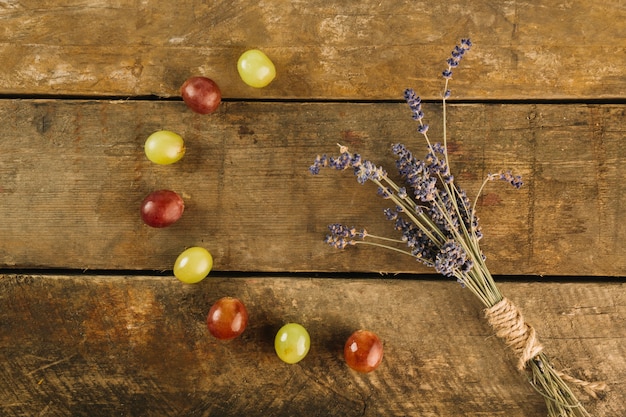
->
555, 370, 607, 400
485, 297, 606, 398
485, 297, 543, 371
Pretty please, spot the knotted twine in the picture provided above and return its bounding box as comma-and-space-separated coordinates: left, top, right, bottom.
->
485, 297, 606, 399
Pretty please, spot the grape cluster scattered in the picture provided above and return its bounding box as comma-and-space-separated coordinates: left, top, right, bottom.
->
138, 49, 381, 372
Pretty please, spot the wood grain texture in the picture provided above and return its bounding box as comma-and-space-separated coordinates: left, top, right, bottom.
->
0, 0, 625, 99
0, 100, 624, 276
1, 2, 624, 416
0, 274, 622, 417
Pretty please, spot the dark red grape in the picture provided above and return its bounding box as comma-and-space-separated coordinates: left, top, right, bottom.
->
140, 190, 184, 228
344, 330, 383, 373
180, 76, 221, 114
207, 297, 248, 340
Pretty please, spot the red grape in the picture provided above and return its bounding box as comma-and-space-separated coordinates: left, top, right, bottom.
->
344, 330, 383, 373
140, 190, 184, 228
207, 297, 248, 340
180, 76, 221, 114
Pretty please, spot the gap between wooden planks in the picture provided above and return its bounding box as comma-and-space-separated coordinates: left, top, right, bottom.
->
0, 274, 622, 417
0, 99, 624, 276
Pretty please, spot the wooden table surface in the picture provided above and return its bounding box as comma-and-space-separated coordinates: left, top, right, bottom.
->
1, 1, 624, 416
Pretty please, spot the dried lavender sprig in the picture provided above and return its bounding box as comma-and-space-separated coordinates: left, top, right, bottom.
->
403, 89, 437, 161
442, 38, 472, 80
441, 38, 472, 168
325, 222, 432, 260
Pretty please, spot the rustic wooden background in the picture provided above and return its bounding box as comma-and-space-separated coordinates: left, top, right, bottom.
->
1, 1, 624, 416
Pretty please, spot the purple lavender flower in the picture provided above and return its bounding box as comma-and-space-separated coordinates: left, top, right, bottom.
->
328, 224, 361, 238
384, 208, 398, 221
434, 240, 470, 277
324, 234, 355, 249
325, 224, 367, 249
310, 149, 387, 186
309, 154, 328, 175
329, 152, 352, 170
393, 217, 438, 265
499, 170, 523, 189
442, 38, 472, 80
355, 160, 387, 184
377, 186, 393, 199
404, 89, 424, 121
392, 143, 452, 202
425, 143, 451, 178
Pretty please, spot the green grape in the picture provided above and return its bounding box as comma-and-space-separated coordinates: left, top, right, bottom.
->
274, 323, 310, 364
173, 246, 213, 284
144, 130, 185, 165
237, 49, 276, 88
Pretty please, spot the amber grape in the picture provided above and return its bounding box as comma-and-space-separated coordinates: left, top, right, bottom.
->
344, 330, 383, 373
207, 297, 248, 340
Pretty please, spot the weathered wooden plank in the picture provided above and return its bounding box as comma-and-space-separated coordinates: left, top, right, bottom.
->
0, 274, 621, 416
0, 100, 624, 276
1, 0, 626, 99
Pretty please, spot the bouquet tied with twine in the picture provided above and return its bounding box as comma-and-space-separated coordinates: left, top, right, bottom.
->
309, 39, 606, 416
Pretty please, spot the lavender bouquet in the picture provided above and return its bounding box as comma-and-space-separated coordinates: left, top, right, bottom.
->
310, 39, 605, 417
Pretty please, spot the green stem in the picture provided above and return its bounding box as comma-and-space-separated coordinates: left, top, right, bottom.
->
442, 76, 451, 169
353, 241, 421, 260
363, 234, 406, 244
